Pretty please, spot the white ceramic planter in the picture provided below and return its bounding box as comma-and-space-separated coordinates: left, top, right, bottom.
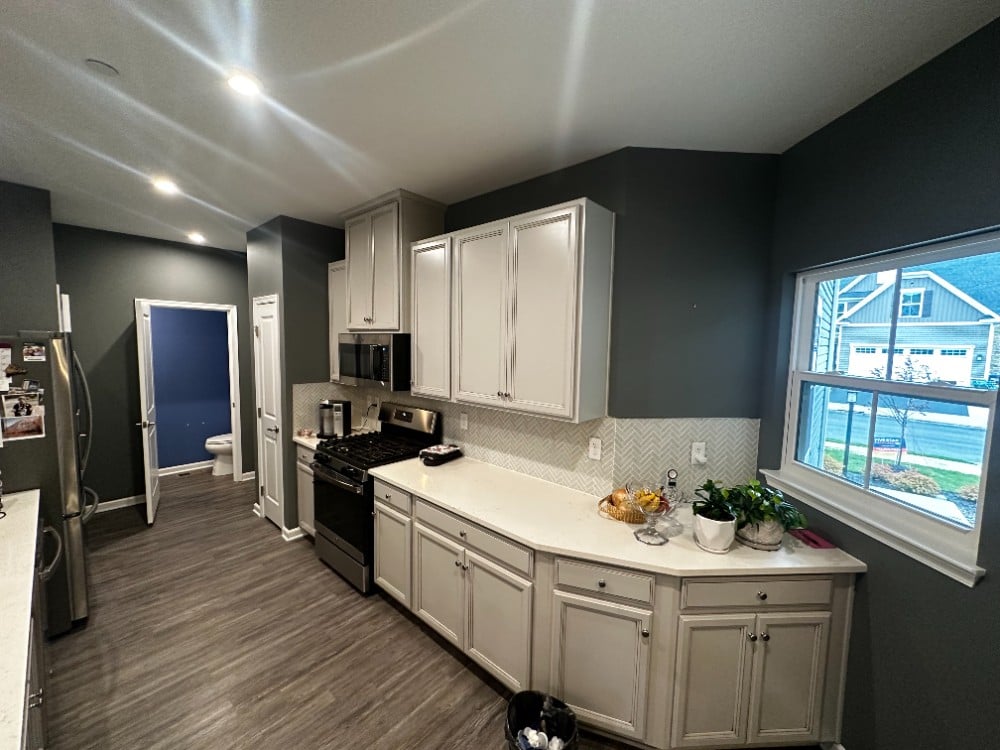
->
736, 519, 785, 551
693, 514, 736, 554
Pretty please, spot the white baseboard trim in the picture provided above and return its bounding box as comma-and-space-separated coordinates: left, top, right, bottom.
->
96, 494, 144, 513
158, 460, 213, 477
282, 526, 305, 542
240, 471, 256, 482
252, 503, 263, 518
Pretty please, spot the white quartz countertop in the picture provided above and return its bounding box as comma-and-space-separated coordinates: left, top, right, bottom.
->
0, 489, 40, 749
293, 435, 320, 451
370, 458, 866, 577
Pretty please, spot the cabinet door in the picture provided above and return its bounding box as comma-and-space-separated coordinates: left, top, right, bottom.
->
374, 501, 412, 608
465, 550, 533, 692
747, 612, 831, 745
507, 206, 579, 419
413, 522, 465, 648
453, 222, 509, 407
672, 614, 756, 748
295, 460, 314, 536
328, 261, 346, 381
411, 238, 451, 399
550, 591, 652, 741
346, 214, 373, 329
370, 201, 400, 329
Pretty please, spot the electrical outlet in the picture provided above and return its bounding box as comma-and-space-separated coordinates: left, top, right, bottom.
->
459, 412, 468, 430
691, 441, 707, 465
588, 437, 602, 461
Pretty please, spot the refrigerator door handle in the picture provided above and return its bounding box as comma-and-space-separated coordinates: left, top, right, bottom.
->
81, 486, 100, 524
39, 525, 64, 582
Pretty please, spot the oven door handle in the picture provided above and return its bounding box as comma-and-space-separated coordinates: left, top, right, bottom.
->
311, 463, 365, 495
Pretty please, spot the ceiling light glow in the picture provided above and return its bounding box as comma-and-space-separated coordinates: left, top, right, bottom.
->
227, 71, 261, 97
187, 232, 206, 244
151, 177, 179, 195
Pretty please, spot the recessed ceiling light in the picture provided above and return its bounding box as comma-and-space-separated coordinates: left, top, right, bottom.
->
151, 177, 179, 195
227, 71, 261, 97
187, 232, 206, 245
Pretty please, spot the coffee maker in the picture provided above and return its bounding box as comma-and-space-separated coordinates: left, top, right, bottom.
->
318, 399, 351, 438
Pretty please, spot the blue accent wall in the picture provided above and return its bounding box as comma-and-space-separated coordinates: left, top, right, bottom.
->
150, 307, 231, 468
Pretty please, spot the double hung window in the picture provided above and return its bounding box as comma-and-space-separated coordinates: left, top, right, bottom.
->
765, 232, 1000, 586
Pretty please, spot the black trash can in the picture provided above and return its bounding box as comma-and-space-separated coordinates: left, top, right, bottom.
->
504, 691, 579, 750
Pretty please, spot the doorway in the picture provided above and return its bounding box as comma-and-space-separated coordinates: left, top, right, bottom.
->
252, 295, 283, 529
135, 298, 243, 524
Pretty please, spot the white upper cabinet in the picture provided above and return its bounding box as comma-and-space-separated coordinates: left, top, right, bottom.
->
410, 237, 452, 400
344, 190, 445, 332
452, 199, 614, 422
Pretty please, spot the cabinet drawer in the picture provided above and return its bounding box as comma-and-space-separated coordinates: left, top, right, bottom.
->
555, 558, 654, 605
374, 479, 411, 515
681, 577, 834, 610
414, 500, 532, 576
296, 445, 313, 464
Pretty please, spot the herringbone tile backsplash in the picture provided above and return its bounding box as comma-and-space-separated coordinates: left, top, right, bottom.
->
292, 383, 758, 498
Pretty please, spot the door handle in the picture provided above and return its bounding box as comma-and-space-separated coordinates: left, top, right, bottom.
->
265, 426, 279, 435
39, 525, 64, 582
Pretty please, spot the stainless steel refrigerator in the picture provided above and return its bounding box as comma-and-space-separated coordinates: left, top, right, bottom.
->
0, 330, 97, 636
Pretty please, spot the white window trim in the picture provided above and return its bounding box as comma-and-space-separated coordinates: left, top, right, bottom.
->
898, 287, 924, 318
768, 229, 1000, 587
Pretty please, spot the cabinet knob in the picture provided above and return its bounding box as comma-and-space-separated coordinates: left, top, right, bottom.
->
462, 563, 469, 571
504, 392, 511, 399
454, 560, 462, 567
459, 530, 467, 538
757, 591, 768, 601
497, 391, 503, 398
760, 632, 770, 642
597, 579, 606, 588
747, 632, 758, 642
371, 511, 376, 517
384, 493, 392, 499
641, 628, 650, 638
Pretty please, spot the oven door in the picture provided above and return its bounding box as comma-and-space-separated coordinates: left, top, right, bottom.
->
312, 463, 372, 566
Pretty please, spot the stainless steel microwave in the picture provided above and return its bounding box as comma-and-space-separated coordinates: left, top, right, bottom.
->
337, 333, 411, 391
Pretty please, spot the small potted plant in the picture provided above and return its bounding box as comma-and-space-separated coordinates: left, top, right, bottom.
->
692, 479, 737, 554
728, 479, 807, 551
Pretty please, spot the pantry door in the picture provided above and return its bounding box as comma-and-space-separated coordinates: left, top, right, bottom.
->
253, 295, 284, 528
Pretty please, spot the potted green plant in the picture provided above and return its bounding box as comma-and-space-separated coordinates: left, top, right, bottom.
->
728, 479, 807, 551
692, 479, 737, 554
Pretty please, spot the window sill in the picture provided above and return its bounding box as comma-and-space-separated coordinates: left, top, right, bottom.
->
761, 467, 985, 587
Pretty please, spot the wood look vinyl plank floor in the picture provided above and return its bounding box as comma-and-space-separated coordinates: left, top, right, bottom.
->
45, 472, 633, 750
46, 472, 820, 750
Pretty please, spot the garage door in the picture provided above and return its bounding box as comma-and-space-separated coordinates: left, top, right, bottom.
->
848, 344, 973, 385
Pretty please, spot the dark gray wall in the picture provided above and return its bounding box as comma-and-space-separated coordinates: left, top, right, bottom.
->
53, 225, 255, 503
0, 180, 59, 331
446, 147, 778, 418
762, 20, 1000, 750
247, 216, 343, 530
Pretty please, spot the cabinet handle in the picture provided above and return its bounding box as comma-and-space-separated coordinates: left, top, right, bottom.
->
371, 511, 376, 517
641, 628, 650, 638
28, 689, 43, 708
757, 591, 768, 600
760, 632, 770, 642
597, 579, 606, 588
747, 632, 758, 642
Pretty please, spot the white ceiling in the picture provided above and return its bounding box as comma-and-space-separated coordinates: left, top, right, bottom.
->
1, 1, 997, 252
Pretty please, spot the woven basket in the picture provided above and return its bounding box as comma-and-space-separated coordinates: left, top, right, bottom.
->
598, 494, 644, 524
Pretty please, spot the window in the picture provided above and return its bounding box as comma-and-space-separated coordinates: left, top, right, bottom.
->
899, 289, 924, 317
765, 231, 1000, 586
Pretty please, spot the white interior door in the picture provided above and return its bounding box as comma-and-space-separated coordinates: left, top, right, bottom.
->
134, 299, 160, 524
253, 296, 283, 528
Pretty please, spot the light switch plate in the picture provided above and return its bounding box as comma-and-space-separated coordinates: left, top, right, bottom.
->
691, 441, 707, 465
459, 412, 468, 430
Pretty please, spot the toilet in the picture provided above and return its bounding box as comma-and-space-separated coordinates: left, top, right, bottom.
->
204, 433, 234, 476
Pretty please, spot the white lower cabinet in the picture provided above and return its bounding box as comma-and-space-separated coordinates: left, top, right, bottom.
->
413, 519, 533, 691
671, 612, 831, 748
374, 501, 412, 607
549, 590, 652, 741
295, 446, 314, 537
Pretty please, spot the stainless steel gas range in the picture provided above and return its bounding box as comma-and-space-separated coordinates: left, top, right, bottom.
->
311, 402, 441, 594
